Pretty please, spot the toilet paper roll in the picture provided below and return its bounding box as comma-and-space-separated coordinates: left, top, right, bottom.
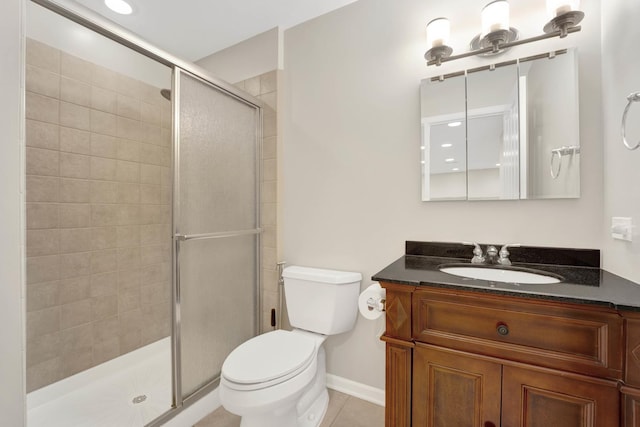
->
358, 282, 386, 320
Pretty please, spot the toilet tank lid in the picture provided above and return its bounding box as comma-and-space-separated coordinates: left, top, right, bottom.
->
282, 266, 362, 284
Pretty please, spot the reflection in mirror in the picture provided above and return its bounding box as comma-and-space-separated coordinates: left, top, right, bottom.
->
467, 63, 520, 200
420, 74, 466, 201
520, 49, 580, 198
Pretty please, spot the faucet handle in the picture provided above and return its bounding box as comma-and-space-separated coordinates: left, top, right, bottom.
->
462, 242, 485, 263
498, 243, 521, 265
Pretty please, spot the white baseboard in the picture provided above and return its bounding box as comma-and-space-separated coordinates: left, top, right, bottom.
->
325, 374, 385, 407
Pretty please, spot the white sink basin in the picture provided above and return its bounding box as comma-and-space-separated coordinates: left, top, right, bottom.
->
439, 266, 562, 284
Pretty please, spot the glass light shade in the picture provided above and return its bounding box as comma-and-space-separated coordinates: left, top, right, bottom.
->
427, 18, 451, 48
481, 0, 510, 38
546, 0, 581, 18
104, 0, 133, 15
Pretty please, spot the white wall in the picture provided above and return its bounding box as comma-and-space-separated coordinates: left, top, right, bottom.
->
282, 0, 603, 390
0, 0, 26, 424
601, 0, 640, 282
196, 28, 280, 83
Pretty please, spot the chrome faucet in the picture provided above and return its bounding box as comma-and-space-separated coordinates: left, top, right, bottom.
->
463, 242, 521, 265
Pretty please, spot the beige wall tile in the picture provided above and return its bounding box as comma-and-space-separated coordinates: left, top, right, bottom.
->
26, 147, 59, 177
117, 116, 142, 140
91, 204, 118, 227
90, 133, 118, 159
59, 178, 90, 203
26, 39, 60, 73
91, 227, 117, 250
26, 357, 61, 392
90, 181, 118, 204
261, 202, 277, 226
264, 112, 276, 138
93, 316, 119, 343
26, 229, 60, 257
141, 122, 162, 145
59, 276, 91, 305
117, 94, 141, 120
117, 182, 140, 204
61, 52, 91, 84
140, 83, 166, 106
244, 76, 260, 96
161, 167, 172, 187
60, 127, 91, 155
116, 225, 140, 248
118, 287, 140, 313
26, 331, 60, 368
263, 268, 278, 293
26, 92, 59, 124
60, 102, 90, 131
116, 74, 142, 98
139, 143, 163, 166
118, 247, 140, 271
118, 268, 140, 290
60, 299, 92, 329
140, 102, 161, 126
161, 128, 171, 147
262, 180, 276, 203
141, 282, 170, 306
263, 247, 277, 272
140, 262, 170, 286
116, 139, 139, 162
93, 336, 120, 364
26, 119, 59, 150
140, 184, 160, 204
90, 156, 117, 181
27, 307, 60, 339
61, 347, 93, 377
116, 160, 140, 183
90, 272, 118, 297
140, 224, 167, 246
161, 106, 171, 130
27, 176, 60, 207
263, 158, 277, 181
60, 152, 90, 179
60, 323, 92, 352
139, 204, 165, 225
91, 109, 118, 137
140, 164, 161, 185
27, 255, 60, 285
160, 185, 171, 205
59, 204, 91, 228
59, 228, 92, 254
27, 203, 59, 229
59, 252, 92, 279
260, 71, 277, 94
92, 295, 118, 321
117, 204, 139, 225
120, 328, 142, 354
259, 92, 277, 112
262, 226, 276, 248
263, 136, 276, 159
60, 77, 91, 107
140, 244, 169, 266
91, 65, 118, 91
26, 65, 60, 98
27, 281, 60, 312
91, 86, 117, 114
91, 249, 118, 274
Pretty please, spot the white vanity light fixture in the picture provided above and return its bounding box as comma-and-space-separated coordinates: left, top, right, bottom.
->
452, 167, 460, 171
424, 18, 453, 66
441, 143, 453, 148
105, 0, 133, 15
445, 158, 456, 163
424, 0, 584, 66
447, 121, 462, 127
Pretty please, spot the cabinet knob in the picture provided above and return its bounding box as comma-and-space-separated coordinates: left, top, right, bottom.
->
496, 323, 509, 336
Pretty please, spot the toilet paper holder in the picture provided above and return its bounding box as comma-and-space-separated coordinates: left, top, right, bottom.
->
366, 296, 386, 312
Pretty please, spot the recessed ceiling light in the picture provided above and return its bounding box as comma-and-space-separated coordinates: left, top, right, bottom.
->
447, 121, 462, 127
452, 167, 460, 171
445, 158, 456, 163
441, 143, 453, 148
496, 163, 501, 167
421, 160, 426, 164
105, 0, 133, 15
420, 146, 426, 150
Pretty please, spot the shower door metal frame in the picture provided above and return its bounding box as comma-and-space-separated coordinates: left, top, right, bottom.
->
28, 1, 263, 425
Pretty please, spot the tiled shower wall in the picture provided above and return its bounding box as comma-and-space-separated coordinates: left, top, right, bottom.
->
25, 38, 172, 391
234, 71, 279, 333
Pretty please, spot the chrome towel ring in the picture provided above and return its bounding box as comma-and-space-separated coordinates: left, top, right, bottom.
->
550, 146, 580, 179
622, 92, 640, 150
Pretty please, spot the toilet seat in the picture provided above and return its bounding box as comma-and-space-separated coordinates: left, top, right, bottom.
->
221, 330, 317, 391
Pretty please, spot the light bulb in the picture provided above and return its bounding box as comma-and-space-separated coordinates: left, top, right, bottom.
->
546, 0, 581, 18
481, 0, 510, 38
105, 0, 133, 15
427, 18, 450, 48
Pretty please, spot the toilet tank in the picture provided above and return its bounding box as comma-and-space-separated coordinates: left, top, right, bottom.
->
282, 266, 362, 335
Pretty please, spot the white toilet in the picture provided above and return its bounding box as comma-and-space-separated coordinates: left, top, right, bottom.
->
219, 265, 362, 427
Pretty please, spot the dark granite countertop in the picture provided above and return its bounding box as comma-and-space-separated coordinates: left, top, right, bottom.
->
372, 242, 640, 312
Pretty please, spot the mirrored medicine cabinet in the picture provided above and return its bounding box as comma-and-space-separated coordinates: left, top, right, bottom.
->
420, 48, 580, 201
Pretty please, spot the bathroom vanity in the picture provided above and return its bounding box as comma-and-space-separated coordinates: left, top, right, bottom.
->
373, 242, 640, 427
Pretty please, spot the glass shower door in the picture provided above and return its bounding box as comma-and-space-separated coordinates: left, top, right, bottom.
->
173, 69, 261, 402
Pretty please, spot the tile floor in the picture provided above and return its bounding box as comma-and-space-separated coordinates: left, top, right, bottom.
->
194, 389, 385, 427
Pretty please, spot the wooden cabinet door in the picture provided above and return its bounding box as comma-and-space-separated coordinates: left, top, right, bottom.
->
413, 344, 502, 427
502, 365, 620, 427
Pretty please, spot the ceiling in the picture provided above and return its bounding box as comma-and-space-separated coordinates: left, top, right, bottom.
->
71, 0, 359, 61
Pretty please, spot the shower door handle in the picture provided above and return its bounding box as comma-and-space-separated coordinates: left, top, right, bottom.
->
174, 229, 261, 243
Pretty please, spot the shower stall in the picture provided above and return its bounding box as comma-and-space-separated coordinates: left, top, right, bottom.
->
25, 1, 262, 425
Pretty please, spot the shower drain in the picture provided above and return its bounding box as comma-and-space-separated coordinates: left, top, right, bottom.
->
132, 395, 147, 404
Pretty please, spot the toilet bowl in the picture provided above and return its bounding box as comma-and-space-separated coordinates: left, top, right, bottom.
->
219, 266, 361, 427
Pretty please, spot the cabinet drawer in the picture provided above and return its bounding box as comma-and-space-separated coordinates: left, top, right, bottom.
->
412, 288, 623, 379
